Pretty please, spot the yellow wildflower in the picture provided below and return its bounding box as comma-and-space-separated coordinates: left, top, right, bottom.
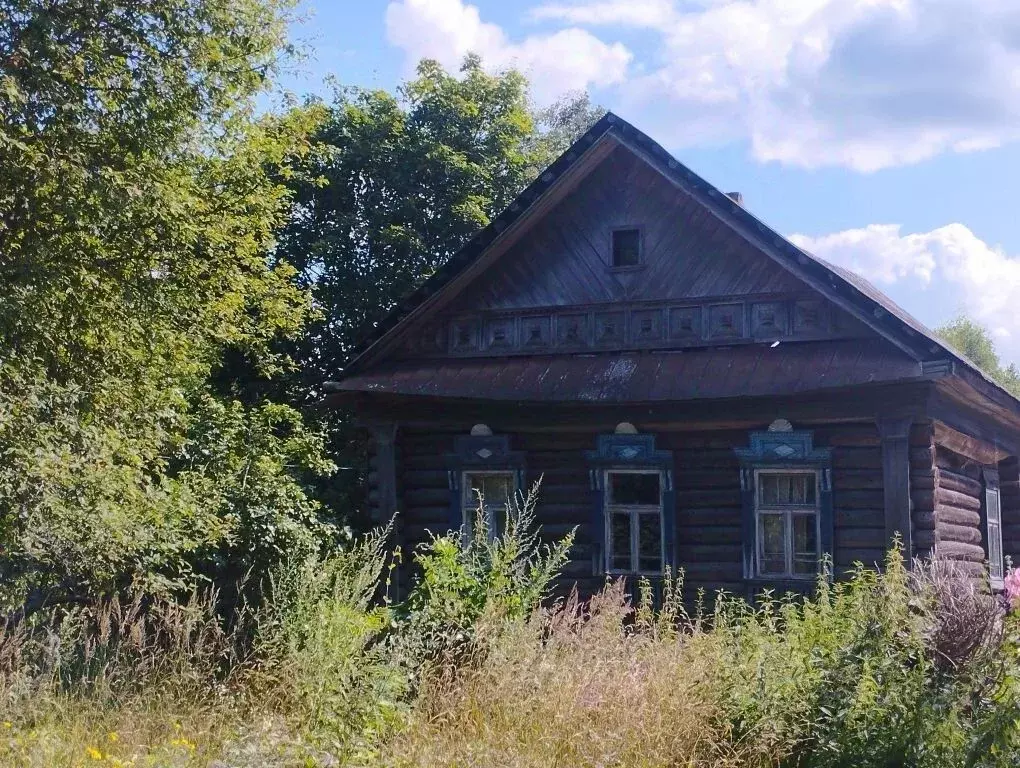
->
86, 745, 103, 760
170, 737, 196, 751
107, 731, 119, 743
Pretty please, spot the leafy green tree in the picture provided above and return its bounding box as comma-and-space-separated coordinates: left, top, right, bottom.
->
278, 55, 602, 383
275, 56, 600, 523
935, 316, 1020, 396
0, 0, 334, 612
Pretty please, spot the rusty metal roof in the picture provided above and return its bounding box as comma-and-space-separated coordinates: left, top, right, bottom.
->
334, 339, 923, 403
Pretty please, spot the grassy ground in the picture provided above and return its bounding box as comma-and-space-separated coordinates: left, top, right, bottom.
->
2, 511, 1019, 767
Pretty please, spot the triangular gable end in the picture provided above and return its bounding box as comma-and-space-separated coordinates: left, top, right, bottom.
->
341, 112, 1013, 412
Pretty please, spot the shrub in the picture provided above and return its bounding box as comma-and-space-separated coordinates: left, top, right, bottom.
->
250, 525, 408, 762
709, 549, 1020, 767
393, 478, 574, 674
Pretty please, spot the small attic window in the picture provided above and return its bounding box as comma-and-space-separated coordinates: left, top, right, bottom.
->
611, 228, 641, 268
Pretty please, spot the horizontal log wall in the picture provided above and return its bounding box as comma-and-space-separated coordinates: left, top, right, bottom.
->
817, 424, 886, 573
932, 445, 987, 577
394, 421, 894, 599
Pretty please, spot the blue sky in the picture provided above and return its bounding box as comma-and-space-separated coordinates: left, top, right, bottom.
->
282, 0, 1020, 363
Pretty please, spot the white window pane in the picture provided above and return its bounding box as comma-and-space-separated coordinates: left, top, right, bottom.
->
609, 472, 660, 506
638, 512, 662, 573
987, 488, 1002, 525
989, 520, 1004, 580
610, 512, 632, 571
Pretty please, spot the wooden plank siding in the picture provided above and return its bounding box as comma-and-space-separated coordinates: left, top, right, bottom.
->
446, 146, 811, 313
389, 421, 894, 599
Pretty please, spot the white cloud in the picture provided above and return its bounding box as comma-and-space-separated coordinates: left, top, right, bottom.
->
530, 0, 676, 27
790, 224, 1020, 362
524, 0, 1020, 171
384, 0, 631, 104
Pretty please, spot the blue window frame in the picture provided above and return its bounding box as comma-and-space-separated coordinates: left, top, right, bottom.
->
445, 434, 525, 539
586, 434, 675, 576
735, 427, 833, 582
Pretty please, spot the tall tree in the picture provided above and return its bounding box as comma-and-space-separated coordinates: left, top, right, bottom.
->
275, 56, 602, 523
0, 0, 332, 611
278, 56, 602, 383
936, 316, 1020, 396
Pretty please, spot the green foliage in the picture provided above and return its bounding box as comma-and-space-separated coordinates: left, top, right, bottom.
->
2, 490, 1020, 766
0, 0, 333, 610
936, 316, 1020, 396
710, 549, 1020, 767
274, 58, 602, 525
278, 56, 599, 376
253, 527, 407, 761
396, 479, 574, 671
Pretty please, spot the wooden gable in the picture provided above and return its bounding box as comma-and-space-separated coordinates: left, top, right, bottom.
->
447, 146, 806, 312
391, 142, 874, 361
338, 112, 1020, 425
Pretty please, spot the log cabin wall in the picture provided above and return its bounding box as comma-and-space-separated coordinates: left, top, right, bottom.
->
931, 445, 987, 576
911, 422, 938, 560
391, 420, 892, 599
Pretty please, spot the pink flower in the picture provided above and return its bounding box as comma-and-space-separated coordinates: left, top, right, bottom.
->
1004, 568, 1020, 611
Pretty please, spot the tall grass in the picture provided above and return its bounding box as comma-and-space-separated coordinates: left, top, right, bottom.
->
1, 484, 1019, 766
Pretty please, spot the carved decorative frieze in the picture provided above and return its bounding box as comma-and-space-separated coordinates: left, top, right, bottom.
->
405, 294, 864, 358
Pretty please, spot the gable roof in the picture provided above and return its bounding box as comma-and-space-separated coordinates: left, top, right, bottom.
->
339, 111, 1019, 414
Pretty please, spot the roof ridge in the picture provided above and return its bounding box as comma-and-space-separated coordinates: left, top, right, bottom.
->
338, 111, 1020, 412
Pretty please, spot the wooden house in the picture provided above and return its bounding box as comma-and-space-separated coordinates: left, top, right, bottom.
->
327, 113, 1020, 599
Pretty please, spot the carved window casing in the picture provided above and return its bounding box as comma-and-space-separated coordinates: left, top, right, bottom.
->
735, 425, 833, 583
586, 434, 675, 576
446, 434, 525, 540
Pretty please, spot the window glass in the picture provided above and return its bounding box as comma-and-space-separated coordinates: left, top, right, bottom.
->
609, 472, 660, 506
468, 473, 512, 508
759, 473, 815, 506
610, 512, 632, 571
792, 514, 818, 575
759, 513, 786, 575
612, 228, 640, 267
755, 470, 821, 579
987, 486, 1004, 580
605, 469, 664, 574
463, 471, 515, 538
638, 513, 662, 573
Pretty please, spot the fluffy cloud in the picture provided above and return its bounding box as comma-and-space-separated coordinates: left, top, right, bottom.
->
790, 224, 1020, 362
528, 0, 1020, 171
384, 0, 631, 104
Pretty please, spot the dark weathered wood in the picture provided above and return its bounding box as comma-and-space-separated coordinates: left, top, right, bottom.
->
366, 422, 399, 526
934, 421, 1009, 465
878, 417, 913, 555
340, 340, 926, 405
1000, 458, 1020, 565
446, 146, 808, 313
342, 383, 932, 432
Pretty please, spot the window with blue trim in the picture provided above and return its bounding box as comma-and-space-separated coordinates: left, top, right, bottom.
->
735, 422, 832, 582
446, 429, 524, 540
462, 471, 516, 539
605, 469, 664, 574
586, 431, 674, 577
